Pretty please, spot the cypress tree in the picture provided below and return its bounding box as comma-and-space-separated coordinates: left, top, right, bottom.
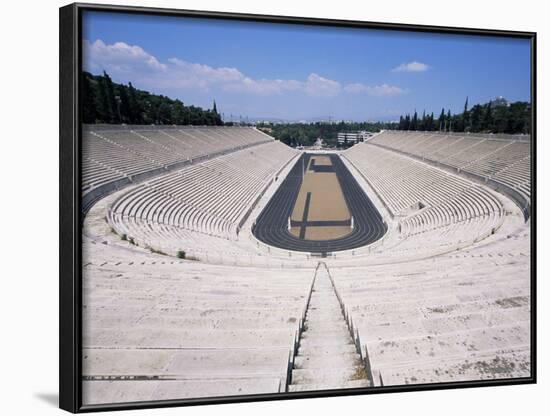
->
102, 71, 117, 123
438, 108, 446, 131
82, 73, 97, 123
420, 110, 428, 131
482, 101, 493, 131
470, 104, 482, 132
118, 86, 130, 123
96, 75, 111, 122
462, 96, 469, 131
127, 82, 140, 123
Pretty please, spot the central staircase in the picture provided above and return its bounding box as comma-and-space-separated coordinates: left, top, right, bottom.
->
288, 263, 371, 392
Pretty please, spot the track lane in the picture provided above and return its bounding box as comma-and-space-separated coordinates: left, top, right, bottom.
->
252, 153, 387, 253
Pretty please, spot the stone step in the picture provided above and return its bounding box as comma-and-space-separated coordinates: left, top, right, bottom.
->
291, 366, 365, 385
309, 290, 336, 297
309, 292, 339, 299
309, 293, 339, 301
298, 343, 358, 356
301, 328, 350, 339
306, 306, 342, 314
308, 297, 339, 304
301, 330, 351, 342
304, 319, 348, 330
299, 336, 354, 348
294, 352, 362, 369
287, 263, 370, 389
310, 290, 334, 295
309, 292, 337, 298
311, 282, 333, 288
288, 378, 370, 392
304, 313, 346, 323
310, 289, 334, 294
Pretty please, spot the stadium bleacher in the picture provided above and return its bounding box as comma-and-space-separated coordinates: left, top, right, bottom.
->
81, 125, 276, 214
80, 126, 531, 404
82, 242, 314, 403
330, 229, 531, 385
368, 131, 531, 216
342, 143, 504, 258
107, 140, 298, 255
82, 125, 274, 192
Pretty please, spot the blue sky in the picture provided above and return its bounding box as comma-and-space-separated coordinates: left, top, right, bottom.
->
82, 11, 531, 121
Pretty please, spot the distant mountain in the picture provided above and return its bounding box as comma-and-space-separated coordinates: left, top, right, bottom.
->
245, 115, 374, 124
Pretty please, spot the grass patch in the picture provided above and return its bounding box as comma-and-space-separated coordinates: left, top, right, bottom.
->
351, 363, 369, 381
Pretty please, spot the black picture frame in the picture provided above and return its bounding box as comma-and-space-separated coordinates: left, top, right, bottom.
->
59, 2, 537, 413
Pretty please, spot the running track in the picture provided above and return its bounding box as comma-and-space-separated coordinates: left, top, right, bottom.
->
252, 153, 387, 253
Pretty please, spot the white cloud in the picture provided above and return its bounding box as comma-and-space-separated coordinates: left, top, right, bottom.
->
226, 74, 341, 97
344, 83, 406, 97
83, 39, 404, 99
83, 39, 166, 75
392, 61, 429, 72
223, 77, 302, 96
304, 73, 342, 97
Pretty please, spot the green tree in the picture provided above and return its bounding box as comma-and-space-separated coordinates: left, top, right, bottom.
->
96, 75, 110, 122
420, 110, 426, 130
469, 104, 483, 132
461, 96, 469, 132
82, 73, 97, 123
102, 71, 117, 123
81, 71, 225, 126
438, 108, 446, 131
411, 110, 418, 130
482, 101, 493, 131
118, 86, 130, 123
127, 82, 140, 123
404, 114, 411, 130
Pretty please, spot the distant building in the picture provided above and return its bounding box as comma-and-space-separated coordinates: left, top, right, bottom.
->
337, 131, 371, 145
492, 96, 509, 107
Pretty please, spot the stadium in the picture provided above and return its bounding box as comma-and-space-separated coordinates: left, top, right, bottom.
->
81, 124, 531, 404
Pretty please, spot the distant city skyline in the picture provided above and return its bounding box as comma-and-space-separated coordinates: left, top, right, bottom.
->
82, 11, 531, 122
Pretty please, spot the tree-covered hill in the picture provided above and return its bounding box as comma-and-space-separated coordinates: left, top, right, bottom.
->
257, 121, 396, 147
258, 97, 530, 148
396, 98, 531, 135
82, 71, 223, 126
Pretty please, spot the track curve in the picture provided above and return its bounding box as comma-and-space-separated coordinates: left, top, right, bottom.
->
252, 153, 387, 253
